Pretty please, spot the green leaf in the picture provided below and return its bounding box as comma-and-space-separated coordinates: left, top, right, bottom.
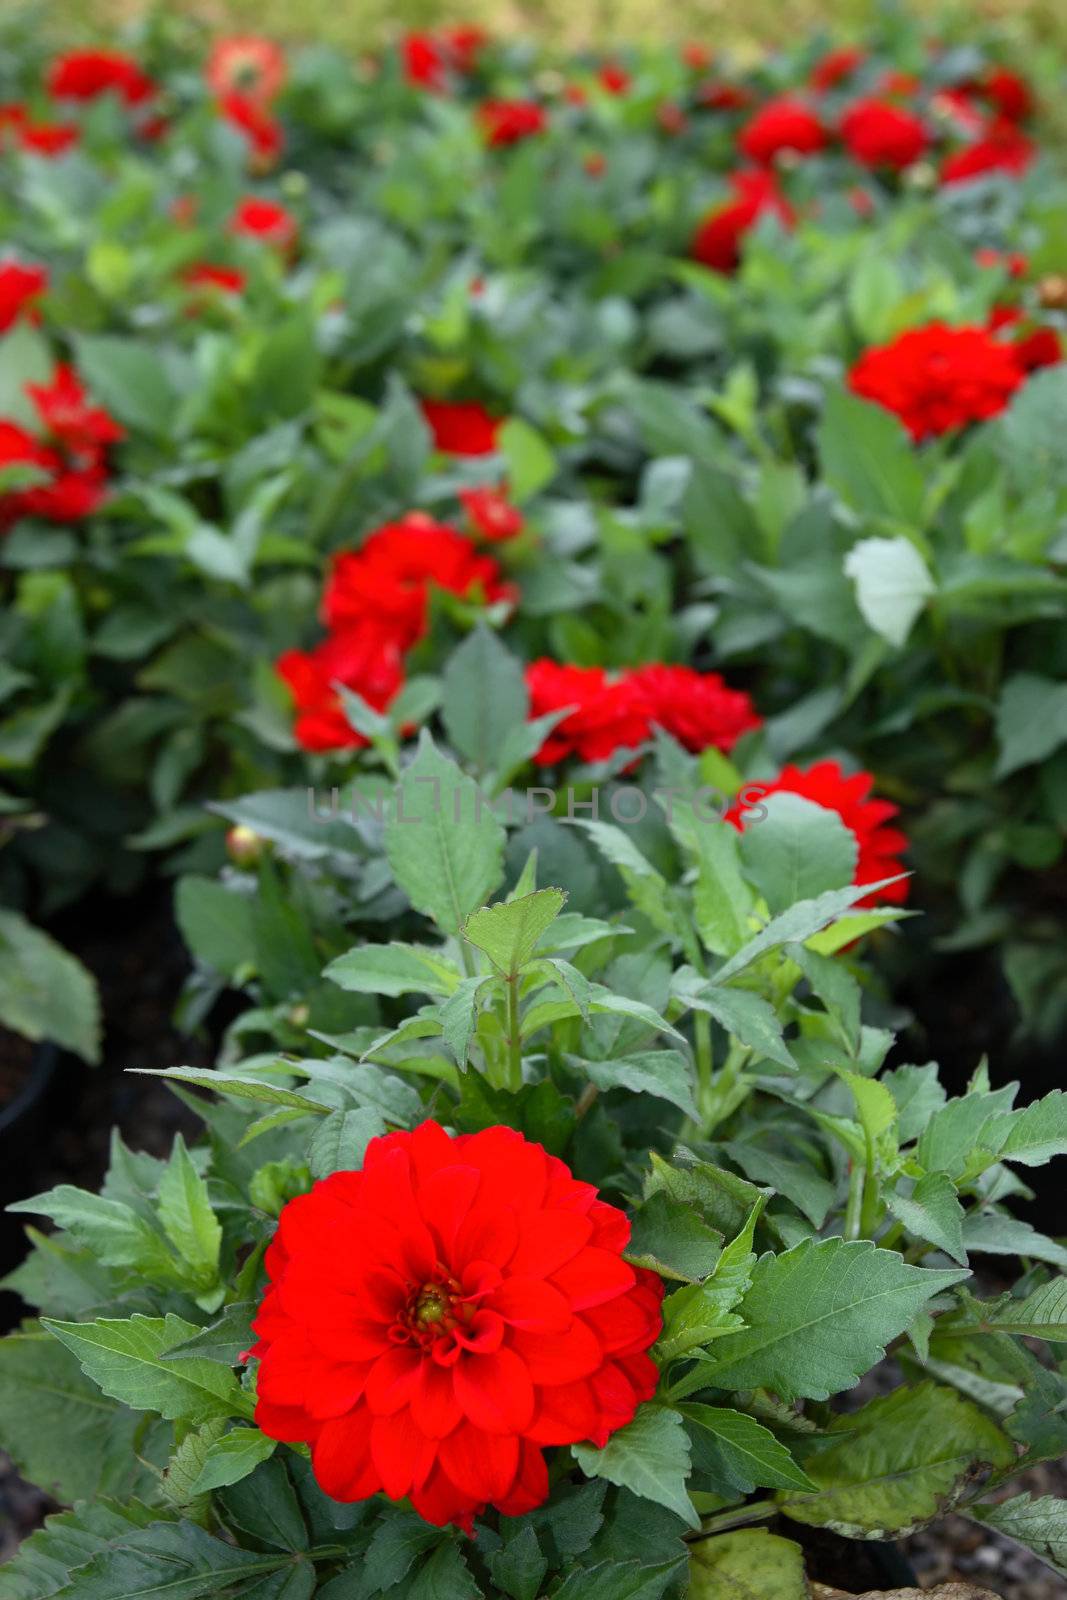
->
8, 1186, 178, 1280
982, 1088, 1067, 1166
575, 1049, 698, 1119
385, 734, 505, 935
441, 626, 528, 773
681, 1405, 816, 1493
627, 1191, 723, 1283
779, 1381, 1013, 1537
688, 1528, 808, 1599
712, 877, 905, 985
306, 1107, 385, 1180
678, 977, 796, 1072
964, 1278, 1067, 1342
818, 388, 925, 525
738, 794, 857, 914
0, 910, 101, 1063
970, 1493, 1067, 1578
175, 878, 257, 976
885, 1172, 966, 1264
464, 889, 567, 976
407, 1539, 481, 1600
696, 1237, 967, 1401
488, 1525, 547, 1600
723, 1141, 834, 1229
498, 418, 557, 500
42, 1314, 253, 1424
657, 1202, 760, 1364
573, 1404, 697, 1529
571, 821, 681, 942
844, 535, 935, 648
962, 1211, 1067, 1270
325, 942, 461, 998
552, 1560, 683, 1600
0, 1498, 164, 1599
47, 1517, 284, 1599
131, 1068, 333, 1115
161, 1302, 256, 1367
994, 674, 1067, 778
157, 1136, 222, 1286
188, 1427, 278, 1495
72, 334, 181, 436
0, 1332, 167, 1505
786, 944, 862, 1052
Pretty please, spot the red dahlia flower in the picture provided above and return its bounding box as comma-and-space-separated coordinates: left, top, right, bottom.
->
809, 46, 867, 92
323, 513, 515, 649
46, 49, 156, 106
629, 664, 762, 754
0, 260, 48, 332
219, 92, 284, 170
1, 107, 78, 156
0, 362, 122, 531
988, 306, 1062, 373
691, 170, 794, 275
968, 67, 1034, 123
229, 197, 298, 252
401, 27, 486, 90
738, 96, 827, 164
940, 121, 1034, 185
525, 661, 651, 766
421, 398, 502, 456
848, 322, 1025, 440
477, 99, 547, 147
840, 98, 929, 170
27, 364, 124, 461
597, 63, 631, 96
276, 621, 406, 752
250, 1120, 663, 1530
726, 760, 909, 907
206, 36, 287, 105
181, 262, 247, 296
459, 486, 524, 542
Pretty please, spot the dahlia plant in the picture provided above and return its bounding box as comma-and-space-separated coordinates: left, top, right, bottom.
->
4, 732, 1067, 1594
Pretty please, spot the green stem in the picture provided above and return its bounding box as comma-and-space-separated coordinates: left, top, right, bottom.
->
695, 1010, 713, 1120
690, 1500, 777, 1541
844, 1161, 864, 1241
506, 973, 523, 1093
859, 1131, 881, 1239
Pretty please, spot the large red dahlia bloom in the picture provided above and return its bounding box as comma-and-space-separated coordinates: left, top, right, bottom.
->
46, 49, 156, 106
848, 322, 1025, 440
250, 1121, 663, 1529
630, 664, 762, 755
323, 513, 515, 649
691, 170, 794, 274
738, 96, 827, 164
726, 759, 909, 907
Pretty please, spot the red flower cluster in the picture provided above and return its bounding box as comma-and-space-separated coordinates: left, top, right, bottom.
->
250, 1121, 663, 1530
940, 120, 1034, 185
725, 760, 909, 907
421, 398, 502, 456
0, 261, 48, 332
524, 659, 761, 766
46, 49, 156, 106
848, 322, 1026, 440
181, 262, 247, 298
738, 96, 827, 163
279, 513, 515, 752
206, 36, 288, 104
691, 170, 794, 274
478, 99, 547, 147
966, 66, 1034, 124
219, 92, 284, 169
809, 46, 867, 92
0, 363, 123, 531
229, 197, 298, 253
840, 98, 929, 170
0, 104, 78, 157
988, 306, 1062, 373
459, 486, 524, 542
401, 27, 486, 91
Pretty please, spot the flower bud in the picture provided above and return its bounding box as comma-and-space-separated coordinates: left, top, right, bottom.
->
226, 824, 268, 867
1038, 273, 1067, 311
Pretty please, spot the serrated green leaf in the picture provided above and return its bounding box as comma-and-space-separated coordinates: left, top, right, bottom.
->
465, 889, 567, 976
886, 1172, 966, 1264
189, 1427, 278, 1495
306, 1107, 385, 1180
157, 1136, 222, 1287
442, 625, 528, 773
48, 1517, 284, 1599
0, 910, 101, 1064
42, 1314, 253, 1424
712, 877, 905, 985
575, 1050, 698, 1118
325, 942, 461, 999
688, 1528, 808, 1600
739, 793, 857, 914
573, 1405, 697, 1529
970, 1493, 1067, 1578
681, 1405, 815, 1493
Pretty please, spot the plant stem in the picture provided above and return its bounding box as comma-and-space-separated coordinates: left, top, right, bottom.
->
506, 973, 523, 1092
845, 1160, 864, 1240
695, 1010, 713, 1118
859, 1132, 881, 1239
689, 1500, 777, 1540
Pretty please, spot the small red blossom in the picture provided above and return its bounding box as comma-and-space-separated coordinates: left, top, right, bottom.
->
682, 42, 713, 72
848, 322, 1025, 440
421, 398, 502, 456
726, 760, 909, 907
276, 621, 406, 753
5, 111, 79, 157
182, 262, 247, 295
738, 96, 828, 164
809, 46, 866, 92
477, 99, 547, 147
207, 36, 287, 104
656, 102, 688, 136
525, 661, 650, 766
0, 261, 48, 332
968, 67, 1034, 123
629, 664, 762, 754
46, 49, 156, 106
848, 185, 876, 218
840, 98, 929, 170
27, 364, 124, 460
401, 27, 486, 90
989, 306, 1062, 372
697, 81, 752, 112
250, 1121, 663, 1530
562, 84, 588, 107
975, 248, 1029, 278
229, 197, 298, 252
460, 486, 524, 542
0, 363, 122, 531
323, 512, 514, 649
219, 91, 284, 170
940, 121, 1035, 185
597, 63, 631, 96
691, 170, 794, 275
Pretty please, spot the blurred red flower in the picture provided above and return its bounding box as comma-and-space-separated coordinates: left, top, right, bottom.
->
250, 1120, 663, 1530
691, 170, 794, 274
421, 398, 502, 455
206, 36, 287, 104
726, 760, 909, 907
629, 664, 762, 754
809, 46, 867, 92
0, 260, 48, 332
459, 486, 524, 542
940, 120, 1034, 185
276, 621, 406, 753
848, 322, 1025, 439
219, 92, 284, 170
840, 98, 929, 170
738, 96, 827, 163
0, 364, 122, 530
229, 197, 298, 251
478, 99, 547, 146
46, 49, 156, 106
